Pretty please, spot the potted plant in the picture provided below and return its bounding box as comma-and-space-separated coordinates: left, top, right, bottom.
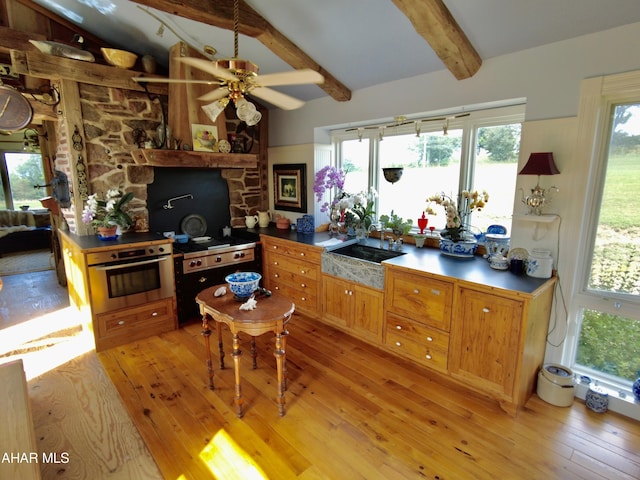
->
82, 189, 134, 239
426, 190, 489, 257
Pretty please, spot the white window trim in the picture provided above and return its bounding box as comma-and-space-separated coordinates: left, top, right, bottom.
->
563, 70, 640, 420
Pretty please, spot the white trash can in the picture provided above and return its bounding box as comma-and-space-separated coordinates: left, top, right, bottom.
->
537, 363, 575, 407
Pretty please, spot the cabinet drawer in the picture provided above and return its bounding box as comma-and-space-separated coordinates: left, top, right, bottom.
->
270, 282, 318, 313
385, 330, 448, 371
387, 270, 453, 331
267, 255, 318, 280
263, 238, 322, 263
97, 298, 174, 338
385, 313, 449, 351
268, 265, 318, 292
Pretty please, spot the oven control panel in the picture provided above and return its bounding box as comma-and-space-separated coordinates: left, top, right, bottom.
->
182, 247, 256, 273
86, 242, 173, 265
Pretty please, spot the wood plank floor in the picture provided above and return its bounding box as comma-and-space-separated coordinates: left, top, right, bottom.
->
100, 313, 640, 480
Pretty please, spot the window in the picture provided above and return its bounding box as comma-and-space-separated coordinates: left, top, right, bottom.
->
574, 103, 640, 386
1, 152, 45, 210
330, 105, 524, 233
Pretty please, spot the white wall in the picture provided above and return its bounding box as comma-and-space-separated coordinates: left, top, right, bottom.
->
268, 21, 640, 147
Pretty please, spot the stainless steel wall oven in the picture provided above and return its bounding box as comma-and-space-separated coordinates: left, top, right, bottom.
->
87, 242, 174, 315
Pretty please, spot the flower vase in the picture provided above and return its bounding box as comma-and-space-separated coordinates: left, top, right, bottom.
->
97, 226, 118, 240
439, 238, 478, 258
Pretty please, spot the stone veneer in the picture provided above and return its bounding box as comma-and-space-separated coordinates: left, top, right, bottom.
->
54, 83, 267, 234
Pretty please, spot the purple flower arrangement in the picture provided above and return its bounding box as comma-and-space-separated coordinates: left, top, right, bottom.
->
313, 165, 346, 213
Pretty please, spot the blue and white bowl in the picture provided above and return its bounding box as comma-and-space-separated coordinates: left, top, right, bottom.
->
225, 272, 261, 298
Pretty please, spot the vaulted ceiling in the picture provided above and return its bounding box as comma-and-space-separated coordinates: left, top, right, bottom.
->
24, 0, 640, 108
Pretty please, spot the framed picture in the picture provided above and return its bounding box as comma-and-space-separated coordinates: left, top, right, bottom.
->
191, 124, 218, 152
273, 163, 307, 212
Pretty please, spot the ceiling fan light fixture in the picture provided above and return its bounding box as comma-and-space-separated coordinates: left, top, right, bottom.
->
202, 98, 230, 122
235, 97, 261, 126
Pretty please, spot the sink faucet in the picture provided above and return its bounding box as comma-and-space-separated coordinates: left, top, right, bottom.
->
163, 193, 193, 209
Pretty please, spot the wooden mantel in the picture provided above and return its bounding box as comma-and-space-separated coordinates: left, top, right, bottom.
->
131, 149, 258, 168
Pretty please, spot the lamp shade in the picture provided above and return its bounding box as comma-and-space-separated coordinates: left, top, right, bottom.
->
518, 152, 560, 176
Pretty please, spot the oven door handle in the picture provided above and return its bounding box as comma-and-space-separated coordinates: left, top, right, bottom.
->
94, 256, 169, 271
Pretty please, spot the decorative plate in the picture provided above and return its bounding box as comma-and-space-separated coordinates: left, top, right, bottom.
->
0, 85, 33, 132
180, 214, 207, 237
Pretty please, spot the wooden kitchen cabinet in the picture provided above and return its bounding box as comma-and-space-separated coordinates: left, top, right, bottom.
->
384, 264, 555, 415
449, 284, 553, 415
261, 235, 322, 317
58, 231, 178, 352
384, 267, 453, 371
60, 234, 90, 313
322, 274, 384, 342
95, 298, 175, 351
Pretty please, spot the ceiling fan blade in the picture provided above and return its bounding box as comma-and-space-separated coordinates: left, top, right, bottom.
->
256, 69, 324, 87
132, 77, 222, 85
250, 87, 305, 110
178, 57, 238, 82
198, 88, 231, 102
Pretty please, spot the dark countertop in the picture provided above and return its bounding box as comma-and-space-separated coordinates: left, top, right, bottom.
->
59, 229, 170, 251
255, 226, 553, 296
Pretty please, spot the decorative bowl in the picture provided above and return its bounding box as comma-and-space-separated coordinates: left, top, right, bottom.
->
101, 48, 138, 69
225, 272, 261, 298
439, 238, 478, 258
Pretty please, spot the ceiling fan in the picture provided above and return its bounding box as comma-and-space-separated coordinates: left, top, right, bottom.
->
133, 0, 324, 125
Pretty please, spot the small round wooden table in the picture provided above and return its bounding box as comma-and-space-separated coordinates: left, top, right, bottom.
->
195, 285, 295, 418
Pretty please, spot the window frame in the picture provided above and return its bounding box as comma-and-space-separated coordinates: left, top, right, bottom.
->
562, 71, 640, 418
328, 104, 525, 230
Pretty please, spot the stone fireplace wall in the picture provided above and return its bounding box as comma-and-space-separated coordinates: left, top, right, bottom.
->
54, 83, 268, 234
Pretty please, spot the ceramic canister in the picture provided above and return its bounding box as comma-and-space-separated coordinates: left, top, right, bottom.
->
585, 385, 609, 413
527, 248, 553, 278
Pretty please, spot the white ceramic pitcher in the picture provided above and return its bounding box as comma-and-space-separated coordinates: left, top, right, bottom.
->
245, 215, 258, 229
257, 210, 271, 228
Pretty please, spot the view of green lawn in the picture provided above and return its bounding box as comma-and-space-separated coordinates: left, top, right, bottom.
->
578, 152, 640, 382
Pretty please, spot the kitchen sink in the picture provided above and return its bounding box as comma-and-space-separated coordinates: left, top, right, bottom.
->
329, 244, 406, 264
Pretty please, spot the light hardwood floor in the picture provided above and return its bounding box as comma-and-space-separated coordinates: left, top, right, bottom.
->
3, 267, 640, 479
101, 313, 640, 480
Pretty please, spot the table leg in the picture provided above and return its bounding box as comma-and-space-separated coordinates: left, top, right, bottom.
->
251, 336, 258, 369
274, 332, 286, 416
217, 322, 225, 369
281, 329, 289, 391
201, 314, 214, 390
232, 333, 244, 418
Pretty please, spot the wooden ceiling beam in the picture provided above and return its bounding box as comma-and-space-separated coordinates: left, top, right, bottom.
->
391, 0, 482, 80
132, 0, 352, 101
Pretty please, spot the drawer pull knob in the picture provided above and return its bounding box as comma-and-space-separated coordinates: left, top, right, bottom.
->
427, 336, 433, 342
151, 311, 158, 317
413, 289, 419, 294
301, 297, 306, 301
275, 286, 280, 290
300, 252, 305, 256
274, 261, 279, 266
345, 289, 349, 295
273, 245, 278, 249
118, 320, 125, 325
482, 307, 490, 313
431, 289, 440, 295
301, 270, 306, 274
274, 273, 280, 278
395, 341, 402, 347
396, 325, 402, 330
301, 283, 306, 288
425, 354, 432, 360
